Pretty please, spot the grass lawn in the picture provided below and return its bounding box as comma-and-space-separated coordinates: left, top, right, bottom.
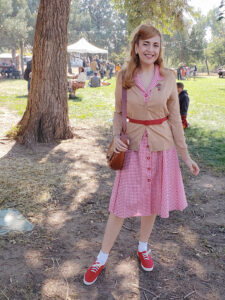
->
0, 76, 224, 173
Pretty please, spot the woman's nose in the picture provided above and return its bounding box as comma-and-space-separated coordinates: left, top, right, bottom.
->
147, 44, 154, 51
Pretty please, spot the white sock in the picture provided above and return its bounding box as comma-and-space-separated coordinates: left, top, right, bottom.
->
96, 250, 109, 265
138, 241, 148, 252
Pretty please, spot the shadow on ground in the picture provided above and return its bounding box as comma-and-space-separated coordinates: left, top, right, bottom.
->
68, 95, 83, 102
0, 120, 224, 300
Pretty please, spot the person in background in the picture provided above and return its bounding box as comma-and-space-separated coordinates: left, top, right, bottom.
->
177, 82, 190, 129
89, 71, 101, 87
85, 63, 92, 77
100, 62, 106, 79
186, 66, 191, 80
115, 63, 120, 75
96, 55, 101, 70
177, 66, 181, 80
109, 62, 114, 79
23, 59, 32, 92
193, 64, 197, 80
83, 58, 87, 68
181, 66, 186, 80
90, 58, 97, 74
68, 67, 86, 98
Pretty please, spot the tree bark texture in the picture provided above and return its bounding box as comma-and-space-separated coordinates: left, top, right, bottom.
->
16, 0, 73, 145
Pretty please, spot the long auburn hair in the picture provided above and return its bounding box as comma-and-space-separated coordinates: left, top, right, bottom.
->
122, 24, 164, 89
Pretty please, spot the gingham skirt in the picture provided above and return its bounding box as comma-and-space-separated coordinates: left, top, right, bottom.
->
109, 131, 187, 218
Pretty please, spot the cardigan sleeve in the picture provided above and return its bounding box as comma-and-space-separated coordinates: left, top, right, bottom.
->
167, 72, 191, 162
113, 73, 123, 136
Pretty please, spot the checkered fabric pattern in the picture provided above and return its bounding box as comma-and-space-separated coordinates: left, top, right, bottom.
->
109, 131, 187, 218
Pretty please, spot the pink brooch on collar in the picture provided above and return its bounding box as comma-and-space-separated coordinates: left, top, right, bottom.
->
156, 83, 162, 91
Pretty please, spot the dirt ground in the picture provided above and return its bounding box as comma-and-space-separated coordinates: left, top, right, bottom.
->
0, 107, 224, 300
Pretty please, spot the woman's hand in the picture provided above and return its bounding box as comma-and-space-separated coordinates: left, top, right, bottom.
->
114, 135, 128, 153
184, 158, 200, 176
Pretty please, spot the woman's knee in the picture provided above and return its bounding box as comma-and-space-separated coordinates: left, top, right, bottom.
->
109, 213, 124, 223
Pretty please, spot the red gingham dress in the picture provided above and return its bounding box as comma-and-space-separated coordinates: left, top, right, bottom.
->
109, 66, 187, 219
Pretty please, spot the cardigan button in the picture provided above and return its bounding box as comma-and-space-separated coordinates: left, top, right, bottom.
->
147, 168, 151, 171
147, 157, 150, 160
147, 179, 151, 182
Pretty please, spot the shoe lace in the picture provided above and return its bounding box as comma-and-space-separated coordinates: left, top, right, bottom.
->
91, 262, 101, 273
142, 249, 151, 260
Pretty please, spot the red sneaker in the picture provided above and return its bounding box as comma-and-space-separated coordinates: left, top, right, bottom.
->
137, 250, 154, 271
83, 261, 105, 285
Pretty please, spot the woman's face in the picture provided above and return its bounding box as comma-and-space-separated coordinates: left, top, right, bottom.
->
135, 35, 161, 66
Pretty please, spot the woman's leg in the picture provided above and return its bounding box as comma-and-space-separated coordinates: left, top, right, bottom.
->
101, 213, 124, 253
139, 214, 157, 243
84, 213, 124, 285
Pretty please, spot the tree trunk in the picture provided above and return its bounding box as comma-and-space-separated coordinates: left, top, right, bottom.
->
205, 56, 209, 75
20, 41, 24, 75
12, 48, 16, 64
16, 0, 73, 145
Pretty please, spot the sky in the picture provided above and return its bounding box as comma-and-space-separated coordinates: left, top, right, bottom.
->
189, 0, 221, 15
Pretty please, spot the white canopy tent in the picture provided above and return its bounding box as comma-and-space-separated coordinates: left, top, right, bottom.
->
67, 38, 108, 59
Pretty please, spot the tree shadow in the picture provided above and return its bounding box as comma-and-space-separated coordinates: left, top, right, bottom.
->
0, 127, 121, 299
16, 95, 28, 98
0, 122, 224, 299
68, 95, 83, 102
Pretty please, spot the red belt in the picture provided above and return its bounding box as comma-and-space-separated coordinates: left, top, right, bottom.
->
128, 116, 168, 125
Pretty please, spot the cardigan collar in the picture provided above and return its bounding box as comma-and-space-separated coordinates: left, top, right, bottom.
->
135, 64, 164, 103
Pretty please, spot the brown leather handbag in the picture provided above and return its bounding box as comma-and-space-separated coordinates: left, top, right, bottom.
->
106, 88, 128, 170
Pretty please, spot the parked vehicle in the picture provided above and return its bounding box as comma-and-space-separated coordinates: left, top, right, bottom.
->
217, 66, 225, 78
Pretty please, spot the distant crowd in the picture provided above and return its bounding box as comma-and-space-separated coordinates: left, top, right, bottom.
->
71, 55, 121, 80
177, 64, 197, 80
0, 61, 20, 79
67, 55, 121, 98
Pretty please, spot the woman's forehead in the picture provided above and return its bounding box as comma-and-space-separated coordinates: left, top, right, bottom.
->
140, 36, 160, 43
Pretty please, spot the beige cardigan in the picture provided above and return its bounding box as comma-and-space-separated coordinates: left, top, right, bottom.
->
113, 68, 191, 162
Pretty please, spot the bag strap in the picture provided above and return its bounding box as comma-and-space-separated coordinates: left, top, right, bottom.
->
122, 87, 127, 133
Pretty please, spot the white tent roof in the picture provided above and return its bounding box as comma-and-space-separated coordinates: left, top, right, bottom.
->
0, 53, 19, 58
67, 38, 108, 54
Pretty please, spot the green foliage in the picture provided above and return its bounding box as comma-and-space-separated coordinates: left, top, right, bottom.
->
113, 0, 195, 34
69, 0, 127, 55
207, 37, 225, 67
5, 125, 21, 139
0, 0, 39, 50
163, 19, 206, 68
205, 8, 225, 68
110, 47, 129, 65
217, 0, 225, 21
0, 0, 12, 24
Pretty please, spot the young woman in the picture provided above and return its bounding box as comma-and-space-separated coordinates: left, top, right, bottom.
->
83, 24, 199, 286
